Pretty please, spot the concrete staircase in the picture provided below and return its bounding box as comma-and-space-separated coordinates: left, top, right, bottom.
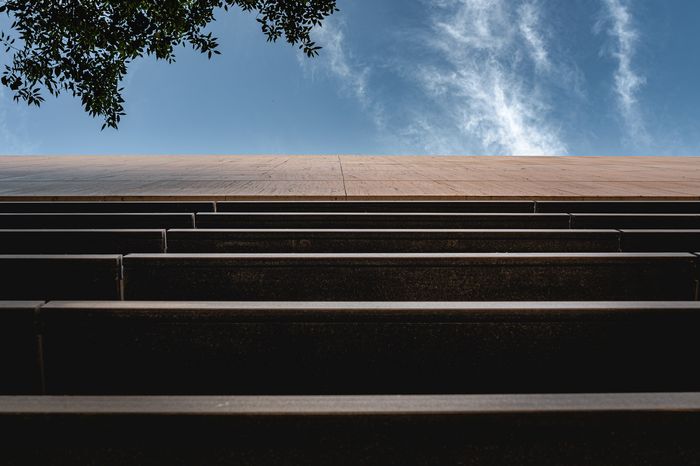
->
1, 200, 699, 465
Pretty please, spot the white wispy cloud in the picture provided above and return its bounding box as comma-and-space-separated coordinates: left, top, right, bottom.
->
433, 0, 511, 52
303, 0, 568, 155
519, 1, 551, 72
312, 21, 369, 105
599, 0, 648, 143
306, 19, 385, 128
416, 0, 567, 155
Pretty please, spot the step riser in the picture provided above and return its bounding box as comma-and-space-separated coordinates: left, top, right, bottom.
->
0, 256, 121, 300
0, 202, 215, 213
0, 213, 195, 229
216, 201, 537, 212
572, 214, 700, 229
1, 394, 698, 465
37, 304, 700, 395
196, 213, 572, 229
123, 254, 699, 301
0, 230, 165, 254
0, 302, 43, 394
167, 230, 621, 253
3, 200, 700, 214
2, 229, 699, 254
536, 201, 700, 213
620, 230, 700, 252
2, 254, 698, 301
216, 201, 700, 214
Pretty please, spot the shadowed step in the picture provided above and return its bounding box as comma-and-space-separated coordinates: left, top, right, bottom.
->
620, 230, 700, 252
0, 393, 698, 465
38, 301, 700, 395
571, 214, 700, 229
0, 213, 194, 229
0, 301, 42, 395
537, 201, 700, 213
216, 201, 536, 213
122, 253, 698, 301
0, 201, 215, 213
0, 230, 165, 254
195, 213, 571, 229
0, 255, 121, 300
166, 229, 621, 253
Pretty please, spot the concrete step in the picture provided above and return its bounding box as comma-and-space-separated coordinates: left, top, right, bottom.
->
0, 301, 42, 395
196, 213, 571, 229
0, 201, 215, 213
167, 229, 621, 253
2, 228, 695, 255
0, 213, 195, 229
217, 200, 536, 213
122, 253, 699, 301
571, 214, 700, 229
38, 301, 700, 395
0, 230, 165, 254
0, 393, 698, 465
0, 255, 121, 300
620, 230, 700, 252
537, 200, 700, 213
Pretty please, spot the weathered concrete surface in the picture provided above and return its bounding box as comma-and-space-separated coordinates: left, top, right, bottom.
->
0, 201, 215, 213
571, 213, 700, 229
217, 200, 537, 212
122, 253, 699, 301
195, 212, 571, 229
0, 213, 194, 229
0, 255, 122, 300
0, 230, 165, 254
166, 229, 621, 253
0, 301, 42, 394
1, 393, 699, 465
39, 301, 700, 395
1, 155, 700, 200
620, 230, 700, 252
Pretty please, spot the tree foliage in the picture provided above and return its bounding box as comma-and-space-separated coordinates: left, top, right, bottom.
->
0, 0, 338, 129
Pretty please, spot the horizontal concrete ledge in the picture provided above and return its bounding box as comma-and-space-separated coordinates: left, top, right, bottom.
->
537, 201, 700, 213
3, 195, 700, 202
216, 200, 700, 213
2, 393, 699, 414
0, 255, 122, 301
2, 394, 697, 464
0, 229, 165, 254
193, 212, 700, 230
0, 301, 43, 395
217, 201, 536, 213
122, 253, 698, 301
40, 300, 700, 321
168, 228, 615, 234
166, 229, 621, 253
30, 300, 700, 395
0, 228, 694, 254
0, 229, 687, 255
0, 229, 165, 233
0, 213, 195, 229
0, 301, 44, 309
0, 201, 215, 213
2, 156, 699, 202
124, 252, 696, 260
621, 230, 700, 252
196, 213, 572, 229
572, 214, 700, 229
0, 254, 124, 260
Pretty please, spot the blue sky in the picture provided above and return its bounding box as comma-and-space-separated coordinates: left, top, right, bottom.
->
1, 0, 700, 156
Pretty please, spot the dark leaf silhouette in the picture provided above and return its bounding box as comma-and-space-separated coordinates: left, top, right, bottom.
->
0, 0, 338, 129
